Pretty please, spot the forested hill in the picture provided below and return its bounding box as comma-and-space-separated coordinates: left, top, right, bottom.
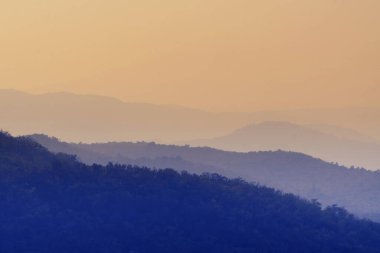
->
1, 131, 380, 252
30, 134, 380, 220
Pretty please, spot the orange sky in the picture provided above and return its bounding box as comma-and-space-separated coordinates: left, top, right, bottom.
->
0, 0, 379, 111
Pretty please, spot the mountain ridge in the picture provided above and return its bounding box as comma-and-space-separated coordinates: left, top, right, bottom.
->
29, 133, 380, 221
2, 89, 380, 143
183, 121, 380, 170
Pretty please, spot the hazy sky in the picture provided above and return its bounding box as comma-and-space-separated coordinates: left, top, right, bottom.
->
1, 0, 379, 111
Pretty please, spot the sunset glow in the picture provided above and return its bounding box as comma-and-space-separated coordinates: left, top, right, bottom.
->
1, 0, 379, 111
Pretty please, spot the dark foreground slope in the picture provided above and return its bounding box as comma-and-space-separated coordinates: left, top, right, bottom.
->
31, 134, 380, 220
2, 132, 380, 253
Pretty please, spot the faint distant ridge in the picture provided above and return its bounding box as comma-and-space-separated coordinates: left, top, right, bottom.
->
307, 123, 379, 143
1, 89, 380, 143
30, 133, 380, 221
0, 89, 249, 143
183, 121, 380, 170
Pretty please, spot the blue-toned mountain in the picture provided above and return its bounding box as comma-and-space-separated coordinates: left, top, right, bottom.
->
2, 131, 380, 252
30, 133, 380, 221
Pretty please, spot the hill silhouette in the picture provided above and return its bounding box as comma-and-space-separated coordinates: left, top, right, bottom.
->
0, 89, 247, 143
30, 133, 380, 221
1, 89, 380, 143
183, 121, 380, 170
2, 131, 380, 252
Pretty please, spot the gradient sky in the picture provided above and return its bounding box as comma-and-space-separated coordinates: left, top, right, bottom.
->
1, 0, 379, 111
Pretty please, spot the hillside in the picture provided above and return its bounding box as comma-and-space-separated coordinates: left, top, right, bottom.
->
30, 134, 380, 220
184, 121, 380, 170
2, 131, 380, 252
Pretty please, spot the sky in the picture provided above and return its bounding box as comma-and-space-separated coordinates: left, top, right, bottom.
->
0, 0, 379, 112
